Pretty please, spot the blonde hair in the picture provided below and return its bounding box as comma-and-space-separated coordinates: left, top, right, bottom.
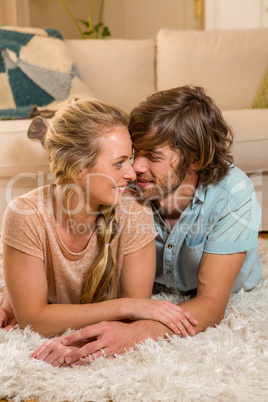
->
44, 98, 129, 304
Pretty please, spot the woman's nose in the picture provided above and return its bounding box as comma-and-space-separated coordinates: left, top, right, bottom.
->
123, 163, 136, 182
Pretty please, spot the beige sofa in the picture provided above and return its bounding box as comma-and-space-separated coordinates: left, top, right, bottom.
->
0, 28, 268, 230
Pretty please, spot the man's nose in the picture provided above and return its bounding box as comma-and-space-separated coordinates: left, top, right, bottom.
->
132, 154, 148, 174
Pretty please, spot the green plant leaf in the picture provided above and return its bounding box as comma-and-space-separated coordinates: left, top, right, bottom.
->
84, 30, 95, 36
59, 0, 111, 40
94, 22, 103, 37
102, 26, 111, 38
58, 0, 85, 39
77, 19, 90, 28
95, 22, 104, 29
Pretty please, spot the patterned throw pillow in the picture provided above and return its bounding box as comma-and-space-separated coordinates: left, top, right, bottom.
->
252, 67, 268, 108
0, 27, 95, 119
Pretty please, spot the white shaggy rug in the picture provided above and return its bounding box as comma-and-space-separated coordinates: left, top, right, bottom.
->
0, 238, 268, 402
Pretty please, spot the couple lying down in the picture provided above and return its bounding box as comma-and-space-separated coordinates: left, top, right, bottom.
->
0, 86, 262, 368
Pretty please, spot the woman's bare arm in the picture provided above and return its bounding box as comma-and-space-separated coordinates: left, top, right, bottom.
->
4, 241, 196, 337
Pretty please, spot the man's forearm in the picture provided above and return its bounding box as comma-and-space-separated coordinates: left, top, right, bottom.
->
130, 319, 174, 342
178, 250, 246, 334
131, 295, 227, 339
179, 295, 226, 334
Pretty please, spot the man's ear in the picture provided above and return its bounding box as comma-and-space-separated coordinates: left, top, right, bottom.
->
191, 160, 199, 170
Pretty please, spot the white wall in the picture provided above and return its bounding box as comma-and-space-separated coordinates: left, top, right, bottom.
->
104, 0, 204, 40
4, 0, 268, 38
28, 0, 97, 39
0, 0, 30, 26
1, 0, 203, 40
204, 0, 268, 29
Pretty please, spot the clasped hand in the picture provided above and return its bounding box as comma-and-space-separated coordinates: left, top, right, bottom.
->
32, 299, 197, 367
0, 308, 17, 331
120, 298, 197, 337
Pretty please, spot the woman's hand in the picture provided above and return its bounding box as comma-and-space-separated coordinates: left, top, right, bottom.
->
120, 298, 198, 337
32, 337, 83, 367
0, 288, 17, 331
0, 308, 17, 331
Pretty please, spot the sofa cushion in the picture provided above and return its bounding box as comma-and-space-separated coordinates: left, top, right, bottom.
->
65, 39, 156, 113
0, 119, 53, 230
157, 28, 268, 111
223, 109, 268, 173
0, 119, 49, 177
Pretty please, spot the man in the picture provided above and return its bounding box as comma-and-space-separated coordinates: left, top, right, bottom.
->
0, 86, 262, 364
58, 86, 262, 364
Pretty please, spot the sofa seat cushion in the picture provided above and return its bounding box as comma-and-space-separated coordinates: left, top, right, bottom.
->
223, 109, 268, 173
156, 28, 268, 111
65, 39, 156, 113
0, 119, 49, 177
0, 119, 54, 229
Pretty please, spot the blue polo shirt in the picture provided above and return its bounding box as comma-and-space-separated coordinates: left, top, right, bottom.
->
152, 166, 262, 292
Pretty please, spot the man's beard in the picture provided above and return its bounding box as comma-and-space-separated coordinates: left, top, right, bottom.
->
136, 169, 185, 202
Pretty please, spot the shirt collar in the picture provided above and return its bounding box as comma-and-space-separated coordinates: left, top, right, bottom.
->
192, 181, 205, 206
151, 181, 205, 216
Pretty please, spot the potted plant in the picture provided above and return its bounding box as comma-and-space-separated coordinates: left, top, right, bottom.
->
59, 0, 111, 39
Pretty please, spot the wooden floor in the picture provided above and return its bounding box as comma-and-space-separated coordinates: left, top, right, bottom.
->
259, 232, 268, 239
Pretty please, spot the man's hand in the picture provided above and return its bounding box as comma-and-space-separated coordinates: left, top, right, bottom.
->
0, 307, 17, 331
61, 319, 173, 365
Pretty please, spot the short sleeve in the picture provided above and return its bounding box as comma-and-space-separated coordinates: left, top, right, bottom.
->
116, 191, 158, 255
204, 185, 261, 254
1, 197, 44, 260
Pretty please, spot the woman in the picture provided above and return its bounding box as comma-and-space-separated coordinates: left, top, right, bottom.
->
0, 99, 197, 366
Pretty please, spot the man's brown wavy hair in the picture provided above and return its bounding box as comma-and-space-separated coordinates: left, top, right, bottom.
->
129, 86, 234, 184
